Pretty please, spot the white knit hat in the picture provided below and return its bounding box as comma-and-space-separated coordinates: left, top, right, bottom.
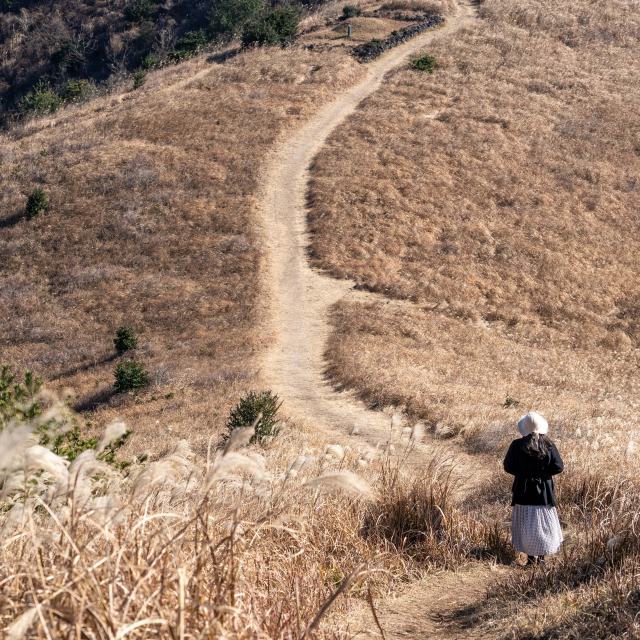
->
518, 412, 549, 437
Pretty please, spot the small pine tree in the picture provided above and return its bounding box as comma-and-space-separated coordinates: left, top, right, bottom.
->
26, 188, 48, 218
410, 54, 436, 73
114, 325, 138, 352
114, 360, 149, 392
225, 390, 282, 443
0, 366, 42, 431
342, 5, 362, 18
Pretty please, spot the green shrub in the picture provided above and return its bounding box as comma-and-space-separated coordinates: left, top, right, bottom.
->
241, 18, 279, 46
502, 393, 521, 409
242, 6, 300, 47
0, 366, 42, 431
225, 390, 282, 443
141, 52, 160, 69
26, 188, 48, 218
132, 69, 147, 89
114, 325, 138, 352
167, 29, 210, 62
59, 79, 90, 103
114, 360, 149, 392
410, 53, 436, 72
342, 5, 362, 18
210, 0, 263, 36
51, 42, 88, 73
265, 5, 300, 40
368, 38, 385, 49
19, 81, 62, 115
124, 0, 157, 23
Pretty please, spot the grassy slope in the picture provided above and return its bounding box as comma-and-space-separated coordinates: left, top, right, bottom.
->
307, 0, 640, 442
0, 47, 364, 458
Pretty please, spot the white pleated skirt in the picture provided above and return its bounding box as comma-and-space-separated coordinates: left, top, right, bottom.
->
511, 505, 563, 557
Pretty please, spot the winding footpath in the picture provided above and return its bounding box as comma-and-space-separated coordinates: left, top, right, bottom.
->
260, 1, 475, 448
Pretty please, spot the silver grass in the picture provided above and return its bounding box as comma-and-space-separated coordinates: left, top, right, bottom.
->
5, 607, 38, 640
223, 426, 255, 455
305, 471, 373, 499
24, 445, 69, 480
626, 441, 637, 457
0, 503, 26, 537
201, 452, 265, 494
300, 455, 315, 473
0, 473, 25, 503
323, 444, 344, 460
410, 423, 425, 442
288, 456, 306, 473
0, 426, 32, 478
96, 420, 128, 454
362, 450, 376, 462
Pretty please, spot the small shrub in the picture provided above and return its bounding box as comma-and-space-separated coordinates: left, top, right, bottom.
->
141, 52, 160, 69
19, 81, 61, 115
132, 69, 147, 89
114, 325, 138, 352
342, 5, 362, 18
410, 53, 436, 72
168, 29, 210, 62
225, 390, 282, 443
0, 366, 42, 431
265, 5, 300, 40
241, 19, 278, 47
51, 42, 88, 73
242, 6, 300, 47
367, 38, 385, 49
26, 188, 48, 218
59, 79, 90, 103
502, 393, 521, 409
124, 0, 157, 23
114, 360, 149, 392
210, 0, 263, 36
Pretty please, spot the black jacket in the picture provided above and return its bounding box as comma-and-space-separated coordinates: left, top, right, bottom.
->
503, 435, 564, 507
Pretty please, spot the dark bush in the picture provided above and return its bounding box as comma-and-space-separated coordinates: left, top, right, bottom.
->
59, 79, 90, 103
114, 325, 138, 352
242, 6, 300, 47
210, 0, 263, 36
124, 0, 157, 23
265, 5, 300, 39
241, 19, 279, 46
132, 69, 147, 89
168, 29, 210, 62
225, 390, 282, 443
52, 42, 89, 73
141, 52, 160, 69
19, 81, 61, 115
410, 53, 436, 72
114, 359, 149, 392
26, 188, 48, 218
342, 5, 362, 18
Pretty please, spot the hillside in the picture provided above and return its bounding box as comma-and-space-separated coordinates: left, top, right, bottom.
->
307, 0, 640, 442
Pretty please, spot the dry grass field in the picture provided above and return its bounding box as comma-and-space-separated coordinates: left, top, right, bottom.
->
308, 0, 640, 442
305, 0, 640, 635
0, 46, 365, 458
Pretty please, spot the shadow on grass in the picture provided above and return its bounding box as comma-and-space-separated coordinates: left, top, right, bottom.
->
73, 386, 120, 413
0, 212, 25, 229
52, 352, 119, 381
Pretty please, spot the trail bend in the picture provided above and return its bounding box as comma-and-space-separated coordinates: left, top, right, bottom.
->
260, 2, 477, 455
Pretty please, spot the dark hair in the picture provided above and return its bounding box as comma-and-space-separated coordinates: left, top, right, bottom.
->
525, 432, 553, 459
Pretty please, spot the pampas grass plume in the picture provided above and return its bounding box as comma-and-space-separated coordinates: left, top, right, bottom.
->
305, 471, 373, 499
24, 445, 69, 480
224, 426, 255, 455
5, 607, 38, 640
324, 444, 345, 460
97, 421, 128, 455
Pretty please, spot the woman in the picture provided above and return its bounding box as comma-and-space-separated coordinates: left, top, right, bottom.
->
503, 412, 564, 565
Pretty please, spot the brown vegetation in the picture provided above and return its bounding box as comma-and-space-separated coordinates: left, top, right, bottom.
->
0, 398, 500, 638
308, 0, 640, 437
0, 46, 364, 457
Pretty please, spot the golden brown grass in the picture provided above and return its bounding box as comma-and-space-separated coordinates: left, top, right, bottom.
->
0, 396, 500, 638
0, 46, 365, 458
307, 0, 640, 444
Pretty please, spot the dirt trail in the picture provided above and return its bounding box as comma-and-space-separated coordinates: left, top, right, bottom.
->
259, 4, 510, 637
260, 2, 475, 444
